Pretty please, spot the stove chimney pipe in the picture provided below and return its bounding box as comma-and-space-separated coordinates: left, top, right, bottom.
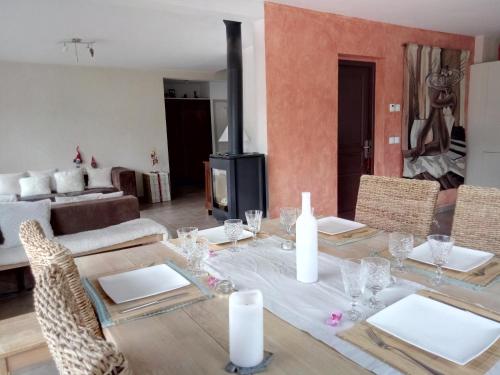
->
224, 20, 243, 155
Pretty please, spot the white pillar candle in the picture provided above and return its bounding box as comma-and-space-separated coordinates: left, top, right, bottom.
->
229, 289, 264, 368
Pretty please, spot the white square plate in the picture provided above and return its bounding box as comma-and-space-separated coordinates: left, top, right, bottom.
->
198, 225, 253, 245
317, 216, 366, 235
98, 264, 191, 304
367, 294, 500, 365
409, 242, 494, 272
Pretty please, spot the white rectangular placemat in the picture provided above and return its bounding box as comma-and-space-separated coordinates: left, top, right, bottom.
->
98, 264, 191, 304
317, 216, 366, 235
198, 225, 253, 245
205, 237, 423, 375
410, 242, 495, 272
367, 294, 500, 365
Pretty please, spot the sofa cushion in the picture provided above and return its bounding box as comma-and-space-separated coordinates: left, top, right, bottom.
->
87, 167, 113, 188
54, 193, 103, 204
0, 172, 26, 195
54, 169, 85, 193
19, 193, 59, 202
28, 168, 58, 191
19, 176, 52, 197
0, 218, 167, 267
56, 218, 167, 254
0, 200, 54, 248
0, 194, 17, 202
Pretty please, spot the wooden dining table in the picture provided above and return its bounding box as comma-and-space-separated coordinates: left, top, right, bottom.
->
74, 219, 500, 375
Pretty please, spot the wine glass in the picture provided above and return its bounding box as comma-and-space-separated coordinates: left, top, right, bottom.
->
388, 232, 414, 273
224, 219, 243, 252
340, 259, 365, 321
361, 257, 391, 310
427, 234, 454, 286
177, 227, 198, 256
280, 207, 298, 250
245, 210, 263, 246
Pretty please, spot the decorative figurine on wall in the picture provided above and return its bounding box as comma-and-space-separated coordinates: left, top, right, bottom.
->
150, 150, 159, 172
91, 156, 98, 168
73, 145, 83, 168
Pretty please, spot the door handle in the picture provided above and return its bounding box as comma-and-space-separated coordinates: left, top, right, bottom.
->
363, 140, 372, 159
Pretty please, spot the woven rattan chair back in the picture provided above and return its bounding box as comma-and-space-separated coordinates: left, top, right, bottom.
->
451, 185, 500, 255
19, 220, 102, 338
34, 264, 131, 375
355, 175, 440, 237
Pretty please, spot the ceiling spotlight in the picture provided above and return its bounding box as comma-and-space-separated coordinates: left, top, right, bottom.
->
61, 38, 96, 63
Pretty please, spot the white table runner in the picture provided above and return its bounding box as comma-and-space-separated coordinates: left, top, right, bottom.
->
204, 236, 424, 375
165, 237, 500, 374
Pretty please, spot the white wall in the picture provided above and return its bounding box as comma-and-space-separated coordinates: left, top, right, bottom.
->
0, 60, 169, 196
474, 35, 500, 64
242, 19, 267, 154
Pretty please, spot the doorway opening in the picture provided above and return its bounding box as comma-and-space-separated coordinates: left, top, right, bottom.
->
337, 60, 375, 219
164, 79, 214, 199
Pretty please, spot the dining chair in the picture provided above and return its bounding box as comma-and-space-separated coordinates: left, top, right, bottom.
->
34, 263, 131, 375
451, 184, 500, 255
19, 219, 102, 338
355, 175, 440, 237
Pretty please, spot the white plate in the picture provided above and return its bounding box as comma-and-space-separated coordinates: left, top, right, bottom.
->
409, 242, 494, 272
198, 225, 253, 245
317, 216, 366, 235
367, 294, 500, 365
98, 264, 191, 304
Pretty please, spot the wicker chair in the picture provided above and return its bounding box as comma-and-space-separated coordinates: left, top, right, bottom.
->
355, 175, 440, 237
34, 264, 131, 375
451, 185, 500, 255
19, 220, 102, 338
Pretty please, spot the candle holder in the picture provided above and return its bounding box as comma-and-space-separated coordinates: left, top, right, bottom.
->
225, 351, 274, 374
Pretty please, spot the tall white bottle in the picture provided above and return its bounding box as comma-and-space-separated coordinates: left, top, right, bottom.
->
295, 192, 318, 283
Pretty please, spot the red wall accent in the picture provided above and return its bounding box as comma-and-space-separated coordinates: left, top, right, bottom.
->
265, 2, 474, 217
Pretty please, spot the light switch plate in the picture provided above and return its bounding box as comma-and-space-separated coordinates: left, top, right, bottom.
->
393, 136, 400, 144
389, 104, 401, 112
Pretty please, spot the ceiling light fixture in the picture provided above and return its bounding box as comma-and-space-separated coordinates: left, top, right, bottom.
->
61, 38, 96, 63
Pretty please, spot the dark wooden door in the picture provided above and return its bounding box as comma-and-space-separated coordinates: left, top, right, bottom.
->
338, 60, 375, 219
165, 99, 212, 198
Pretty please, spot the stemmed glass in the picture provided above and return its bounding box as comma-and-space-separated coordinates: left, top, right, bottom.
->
361, 257, 391, 310
280, 207, 298, 250
224, 219, 243, 252
245, 210, 263, 246
340, 259, 365, 321
427, 234, 454, 286
388, 232, 414, 273
177, 227, 198, 256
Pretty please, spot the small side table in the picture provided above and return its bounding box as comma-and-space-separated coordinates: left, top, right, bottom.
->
143, 172, 171, 203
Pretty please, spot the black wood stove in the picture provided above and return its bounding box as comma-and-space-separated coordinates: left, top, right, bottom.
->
209, 20, 267, 222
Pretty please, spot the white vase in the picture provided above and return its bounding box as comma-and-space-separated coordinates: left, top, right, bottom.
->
296, 192, 318, 283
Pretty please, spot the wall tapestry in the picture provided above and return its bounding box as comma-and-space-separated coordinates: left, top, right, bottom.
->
402, 43, 470, 189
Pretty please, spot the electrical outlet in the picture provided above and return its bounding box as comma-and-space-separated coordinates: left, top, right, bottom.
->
388, 137, 394, 144
389, 104, 401, 112
393, 136, 400, 144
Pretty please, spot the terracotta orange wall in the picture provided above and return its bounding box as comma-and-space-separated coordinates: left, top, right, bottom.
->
265, 2, 474, 217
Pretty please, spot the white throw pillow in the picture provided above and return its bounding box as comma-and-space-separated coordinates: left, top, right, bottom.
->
19, 176, 52, 197
0, 172, 26, 195
100, 191, 124, 199
87, 167, 113, 188
0, 194, 17, 202
0, 200, 54, 249
28, 169, 58, 191
54, 170, 85, 193
54, 193, 103, 204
